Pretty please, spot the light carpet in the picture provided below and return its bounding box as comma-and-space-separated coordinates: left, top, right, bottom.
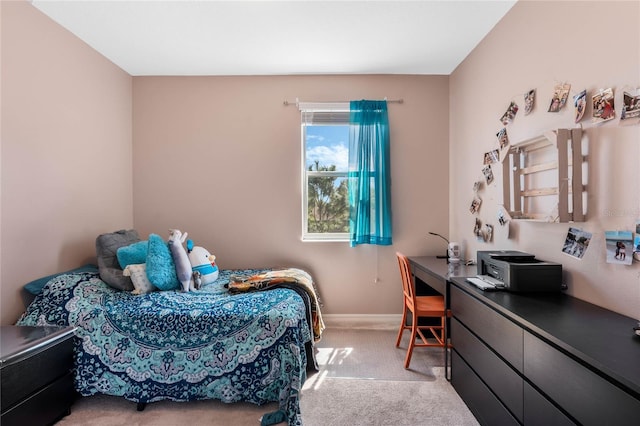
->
55, 329, 479, 425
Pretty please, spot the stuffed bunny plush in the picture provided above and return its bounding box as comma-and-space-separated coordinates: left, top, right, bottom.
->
168, 229, 193, 291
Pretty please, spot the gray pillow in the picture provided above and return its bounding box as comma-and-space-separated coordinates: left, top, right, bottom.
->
96, 229, 141, 291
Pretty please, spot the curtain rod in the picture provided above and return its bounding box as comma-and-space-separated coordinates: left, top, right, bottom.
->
283, 97, 403, 106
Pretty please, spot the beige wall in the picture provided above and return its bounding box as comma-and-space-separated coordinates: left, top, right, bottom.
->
133, 75, 450, 315
1, 1, 133, 324
1, 2, 449, 323
450, 0, 640, 319
5, 0, 636, 325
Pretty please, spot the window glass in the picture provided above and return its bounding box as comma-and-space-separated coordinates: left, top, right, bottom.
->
303, 124, 349, 241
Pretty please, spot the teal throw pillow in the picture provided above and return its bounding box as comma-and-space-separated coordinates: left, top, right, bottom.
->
146, 233, 179, 291
24, 264, 99, 295
117, 240, 149, 269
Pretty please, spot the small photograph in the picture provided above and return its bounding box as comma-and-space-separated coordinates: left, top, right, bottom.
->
497, 208, 510, 226
482, 164, 494, 185
473, 181, 483, 193
621, 90, 640, 120
562, 227, 592, 259
496, 128, 509, 150
573, 89, 587, 123
635, 220, 640, 261
500, 101, 519, 125
483, 149, 499, 165
592, 88, 615, 123
604, 230, 633, 265
474, 218, 483, 240
548, 83, 571, 112
524, 89, 535, 115
470, 197, 482, 214
484, 224, 493, 242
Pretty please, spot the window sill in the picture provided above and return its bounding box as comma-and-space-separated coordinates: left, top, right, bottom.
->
301, 234, 349, 243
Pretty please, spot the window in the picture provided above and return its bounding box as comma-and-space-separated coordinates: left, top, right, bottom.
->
300, 100, 393, 245
301, 103, 350, 241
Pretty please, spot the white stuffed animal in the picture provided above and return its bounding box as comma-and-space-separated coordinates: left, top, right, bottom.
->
168, 229, 193, 291
186, 239, 219, 288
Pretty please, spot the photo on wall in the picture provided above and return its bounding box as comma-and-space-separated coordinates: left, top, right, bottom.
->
474, 218, 483, 241
496, 128, 509, 150
621, 90, 640, 120
548, 82, 571, 112
497, 208, 510, 226
604, 230, 633, 265
573, 89, 587, 123
524, 89, 535, 115
592, 88, 615, 123
483, 149, 499, 165
635, 220, 640, 261
482, 164, 494, 185
470, 197, 482, 214
562, 227, 592, 259
500, 101, 519, 125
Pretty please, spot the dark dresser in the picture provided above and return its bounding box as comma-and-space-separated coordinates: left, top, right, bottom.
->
449, 278, 640, 425
1, 325, 76, 426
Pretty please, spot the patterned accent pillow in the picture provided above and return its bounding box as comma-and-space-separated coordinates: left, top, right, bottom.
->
123, 263, 155, 295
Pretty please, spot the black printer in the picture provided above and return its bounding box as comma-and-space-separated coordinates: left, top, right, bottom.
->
477, 250, 563, 292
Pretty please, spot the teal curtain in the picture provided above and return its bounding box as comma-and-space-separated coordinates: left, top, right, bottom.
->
348, 100, 392, 247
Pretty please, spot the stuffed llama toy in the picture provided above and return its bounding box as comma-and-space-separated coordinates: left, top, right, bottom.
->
186, 239, 219, 287
168, 229, 193, 291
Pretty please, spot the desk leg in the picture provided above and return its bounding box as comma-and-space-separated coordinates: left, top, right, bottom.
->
445, 286, 452, 381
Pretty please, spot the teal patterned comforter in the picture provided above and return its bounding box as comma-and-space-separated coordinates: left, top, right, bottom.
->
17, 268, 313, 425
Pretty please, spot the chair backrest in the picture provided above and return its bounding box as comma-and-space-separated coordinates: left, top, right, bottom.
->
396, 252, 416, 303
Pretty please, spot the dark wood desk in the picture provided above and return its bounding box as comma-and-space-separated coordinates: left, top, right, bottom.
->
408, 256, 476, 296
407, 256, 476, 378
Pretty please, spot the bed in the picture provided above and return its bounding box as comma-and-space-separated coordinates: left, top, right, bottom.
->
17, 266, 322, 426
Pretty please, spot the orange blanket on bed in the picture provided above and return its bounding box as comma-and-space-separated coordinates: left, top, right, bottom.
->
227, 268, 325, 342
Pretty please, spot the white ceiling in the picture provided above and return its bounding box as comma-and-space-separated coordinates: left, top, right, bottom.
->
31, 0, 517, 76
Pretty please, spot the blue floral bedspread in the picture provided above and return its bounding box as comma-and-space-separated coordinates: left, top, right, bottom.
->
17, 268, 313, 425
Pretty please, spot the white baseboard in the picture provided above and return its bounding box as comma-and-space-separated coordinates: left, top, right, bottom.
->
322, 314, 401, 330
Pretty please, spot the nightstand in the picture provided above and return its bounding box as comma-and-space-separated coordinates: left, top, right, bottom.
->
1, 325, 76, 426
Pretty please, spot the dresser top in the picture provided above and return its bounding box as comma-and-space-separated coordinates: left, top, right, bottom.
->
1, 325, 75, 367
450, 278, 640, 397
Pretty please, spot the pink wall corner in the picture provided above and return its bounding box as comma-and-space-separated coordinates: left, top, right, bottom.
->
1, 1, 133, 324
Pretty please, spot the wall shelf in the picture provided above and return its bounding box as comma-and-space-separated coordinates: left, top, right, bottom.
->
502, 128, 586, 222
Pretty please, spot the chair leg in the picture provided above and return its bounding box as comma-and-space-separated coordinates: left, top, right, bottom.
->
395, 305, 408, 347
404, 313, 418, 369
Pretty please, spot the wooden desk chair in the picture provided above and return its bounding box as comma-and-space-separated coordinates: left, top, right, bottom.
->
395, 252, 446, 369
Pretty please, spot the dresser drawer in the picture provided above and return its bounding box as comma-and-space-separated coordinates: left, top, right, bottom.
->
452, 318, 523, 422
524, 381, 576, 426
450, 285, 523, 371
524, 331, 640, 425
1, 371, 74, 426
452, 350, 520, 426
1, 329, 74, 411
